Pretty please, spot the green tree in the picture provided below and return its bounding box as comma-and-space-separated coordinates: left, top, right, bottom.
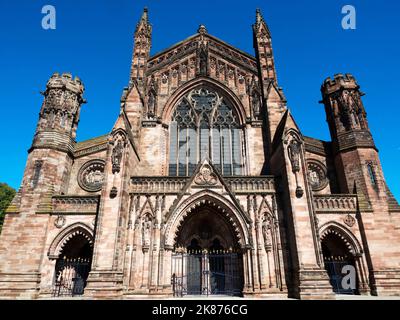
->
0, 183, 16, 233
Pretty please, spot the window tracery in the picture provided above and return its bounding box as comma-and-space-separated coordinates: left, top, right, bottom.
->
169, 88, 245, 176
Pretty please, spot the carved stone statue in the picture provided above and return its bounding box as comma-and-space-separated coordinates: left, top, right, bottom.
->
262, 218, 272, 250
198, 44, 208, 76
287, 139, 301, 173
112, 140, 123, 174
309, 170, 320, 186
142, 215, 152, 247
252, 93, 261, 119
148, 92, 155, 115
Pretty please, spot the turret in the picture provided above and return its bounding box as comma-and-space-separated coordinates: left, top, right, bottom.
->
22, 72, 85, 196
321, 73, 374, 153
32, 72, 85, 153
320, 74, 396, 210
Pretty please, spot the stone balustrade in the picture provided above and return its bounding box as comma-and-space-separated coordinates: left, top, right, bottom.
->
313, 194, 358, 214
224, 176, 275, 193
130, 177, 187, 193
130, 176, 275, 194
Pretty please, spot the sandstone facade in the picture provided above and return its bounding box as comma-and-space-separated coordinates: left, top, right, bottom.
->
0, 8, 399, 299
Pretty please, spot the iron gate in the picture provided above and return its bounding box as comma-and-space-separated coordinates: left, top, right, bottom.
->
172, 251, 243, 297
52, 257, 91, 297
324, 258, 358, 295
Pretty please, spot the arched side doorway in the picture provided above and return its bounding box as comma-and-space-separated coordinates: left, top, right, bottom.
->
50, 225, 94, 297
171, 203, 244, 296
320, 226, 360, 295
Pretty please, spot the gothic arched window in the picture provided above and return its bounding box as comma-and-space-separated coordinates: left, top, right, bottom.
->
367, 163, 377, 187
169, 88, 245, 176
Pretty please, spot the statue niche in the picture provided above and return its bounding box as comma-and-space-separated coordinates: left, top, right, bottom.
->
111, 139, 124, 174
142, 214, 153, 248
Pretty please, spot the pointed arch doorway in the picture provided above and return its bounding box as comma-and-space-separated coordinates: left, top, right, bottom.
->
321, 228, 359, 295
51, 228, 94, 297
171, 203, 244, 296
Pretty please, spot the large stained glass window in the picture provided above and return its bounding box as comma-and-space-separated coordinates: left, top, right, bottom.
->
169, 88, 245, 176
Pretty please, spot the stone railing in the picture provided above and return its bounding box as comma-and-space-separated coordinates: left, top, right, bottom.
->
52, 195, 100, 214
313, 194, 358, 214
130, 177, 188, 194
224, 176, 275, 193
130, 176, 275, 194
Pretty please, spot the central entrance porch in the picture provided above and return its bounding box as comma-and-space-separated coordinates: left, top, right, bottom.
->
171, 203, 244, 296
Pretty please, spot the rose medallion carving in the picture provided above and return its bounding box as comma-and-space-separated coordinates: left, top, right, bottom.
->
344, 214, 356, 227
54, 215, 66, 228
78, 160, 105, 192
307, 161, 328, 191
194, 164, 217, 185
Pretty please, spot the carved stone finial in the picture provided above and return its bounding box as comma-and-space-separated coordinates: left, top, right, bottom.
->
198, 25, 207, 35
256, 8, 262, 24
141, 7, 149, 23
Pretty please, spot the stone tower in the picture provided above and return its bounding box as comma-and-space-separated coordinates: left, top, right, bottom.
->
321, 74, 377, 197
321, 74, 400, 295
27, 72, 85, 195
0, 73, 85, 298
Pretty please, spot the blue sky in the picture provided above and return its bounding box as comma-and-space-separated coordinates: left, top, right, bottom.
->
0, 0, 399, 200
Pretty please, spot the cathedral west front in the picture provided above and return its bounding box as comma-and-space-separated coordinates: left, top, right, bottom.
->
0, 8, 400, 299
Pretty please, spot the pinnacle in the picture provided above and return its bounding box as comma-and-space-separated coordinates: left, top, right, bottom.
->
256, 8, 264, 24
141, 7, 149, 23
197, 24, 207, 34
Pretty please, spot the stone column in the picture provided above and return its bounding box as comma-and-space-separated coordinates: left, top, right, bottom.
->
256, 220, 268, 290
163, 246, 173, 294
245, 248, 253, 292
354, 253, 369, 294
248, 196, 260, 292
141, 246, 150, 290
129, 224, 141, 289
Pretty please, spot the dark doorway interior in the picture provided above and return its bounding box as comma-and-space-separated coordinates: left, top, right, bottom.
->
53, 232, 93, 297
172, 204, 244, 296
321, 232, 358, 295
